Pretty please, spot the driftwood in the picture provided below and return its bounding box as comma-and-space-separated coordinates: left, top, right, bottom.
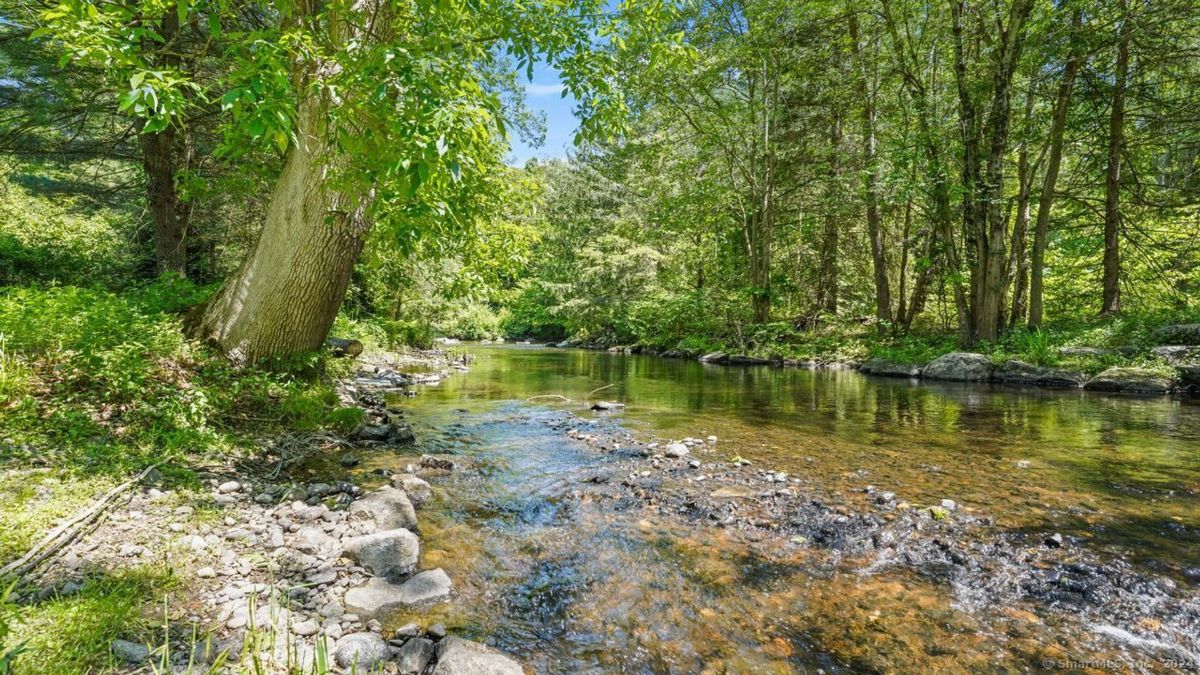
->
0, 463, 162, 581
326, 337, 364, 358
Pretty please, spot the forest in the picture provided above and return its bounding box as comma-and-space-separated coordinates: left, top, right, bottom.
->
1, 0, 1200, 672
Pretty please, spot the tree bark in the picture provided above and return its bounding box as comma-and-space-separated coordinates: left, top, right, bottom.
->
188, 101, 370, 363
818, 117, 841, 315
140, 127, 188, 276
1101, 22, 1129, 316
849, 12, 892, 332
1029, 11, 1082, 328
1006, 97, 1033, 328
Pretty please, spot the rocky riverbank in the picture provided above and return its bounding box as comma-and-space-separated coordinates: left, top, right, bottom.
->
530, 410, 1200, 669
547, 322, 1200, 396
17, 349, 525, 674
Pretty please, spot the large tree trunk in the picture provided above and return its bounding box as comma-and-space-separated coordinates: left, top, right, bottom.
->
189, 103, 369, 363
1007, 106, 1033, 328
849, 13, 892, 332
140, 127, 188, 276
1101, 25, 1129, 316
1029, 11, 1082, 328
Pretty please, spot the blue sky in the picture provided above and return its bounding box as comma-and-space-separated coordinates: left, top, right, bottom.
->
507, 61, 577, 166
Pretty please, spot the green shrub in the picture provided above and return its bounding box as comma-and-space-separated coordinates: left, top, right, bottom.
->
436, 301, 503, 340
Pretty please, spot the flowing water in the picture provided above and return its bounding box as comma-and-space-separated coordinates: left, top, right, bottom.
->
326, 345, 1200, 673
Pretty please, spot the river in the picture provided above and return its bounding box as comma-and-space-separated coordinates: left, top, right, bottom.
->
330, 344, 1200, 673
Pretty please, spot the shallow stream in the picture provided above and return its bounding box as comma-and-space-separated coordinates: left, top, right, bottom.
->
329, 345, 1200, 672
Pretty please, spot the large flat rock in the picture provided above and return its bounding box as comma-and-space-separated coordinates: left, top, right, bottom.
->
343, 569, 453, 618
431, 637, 523, 675
992, 360, 1087, 388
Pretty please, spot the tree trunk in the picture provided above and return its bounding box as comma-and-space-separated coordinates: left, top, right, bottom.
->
818, 117, 841, 315
1029, 11, 1082, 328
849, 13, 892, 332
140, 127, 188, 276
960, 0, 1034, 343
188, 102, 369, 363
1101, 25, 1129, 316
1007, 125, 1033, 328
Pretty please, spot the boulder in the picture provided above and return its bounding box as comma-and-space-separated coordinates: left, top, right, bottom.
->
343, 569, 453, 618
390, 474, 433, 506
727, 354, 773, 365
859, 358, 922, 378
992, 360, 1087, 388
395, 637, 436, 675
349, 486, 418, 531
333, 632, 391, 673
1153, 324, 1200, 345
1151, 345, 1200, 365
342, 528, 419, 579
1175, 365, 1200, 391
698, 352, 729, 364
432, 637, 523, 675
920, 352, 992, 381
1084, 367, 1175, 394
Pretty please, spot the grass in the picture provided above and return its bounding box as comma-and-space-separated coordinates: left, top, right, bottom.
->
6, 566, 178, 675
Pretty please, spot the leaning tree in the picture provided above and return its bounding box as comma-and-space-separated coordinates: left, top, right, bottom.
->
36, 0, 676, 362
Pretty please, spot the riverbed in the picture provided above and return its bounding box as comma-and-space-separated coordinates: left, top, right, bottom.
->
333, 345, 1200, 672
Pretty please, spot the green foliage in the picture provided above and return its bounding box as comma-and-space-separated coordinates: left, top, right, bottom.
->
435, 301, 505, 341
0, 582, 24, 674
0, 280, 354, 475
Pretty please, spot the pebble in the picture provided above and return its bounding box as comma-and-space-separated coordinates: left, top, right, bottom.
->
940, 499, 958, 511
1045, 533, 1065, 548
292, 619, 320, 636
196, 566, 216, 579
217, 480, 241, 494
427, 622, 447, 639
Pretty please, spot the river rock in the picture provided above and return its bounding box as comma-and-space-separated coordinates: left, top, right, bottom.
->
390, 474, 433, 506
217, 480, 241, 494
921, 352, 992, 381
664, 442, 689, 458
111, 639, 151, 664
728, 354, 772, 365
342, 528, 419, 579
395, 637, 436, 675
1153, 324, 1200, 345
992, 360, 1087, 388
334, 632, 390, 672
698, 352, 729, 364
859, 358, 922, 378
343, 569, 453, 617
432, 637, 523, 675
591, 401, 625, 411
1084, 367, 1175, 394
1151, 345, 1200, 365
1177, 365, 1200, 391
349, 486, 418, 531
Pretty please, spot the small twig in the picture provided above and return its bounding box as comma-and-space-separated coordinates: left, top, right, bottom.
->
525, 394, 572, 402
584, 384, 615, 401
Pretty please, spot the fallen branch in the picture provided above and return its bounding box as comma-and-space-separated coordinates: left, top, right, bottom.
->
526, 394, 571, 402
0, 462, 163, 581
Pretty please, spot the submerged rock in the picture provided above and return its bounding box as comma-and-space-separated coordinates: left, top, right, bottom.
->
921, 352, 992, 381
591, 401, 626, 411
431, 637, 523, 675
342, 528, 419, 579
1084, 367, 1175, 394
